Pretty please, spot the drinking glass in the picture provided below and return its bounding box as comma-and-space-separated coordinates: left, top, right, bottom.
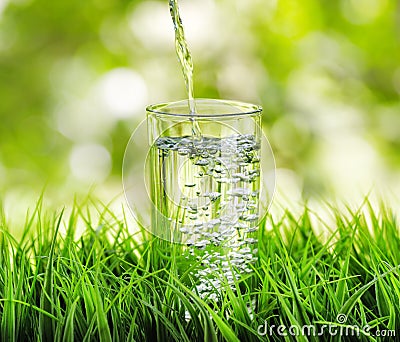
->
143, 98, 274, 300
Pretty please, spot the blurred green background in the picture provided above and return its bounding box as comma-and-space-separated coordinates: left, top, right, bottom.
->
0, 0, 399, 214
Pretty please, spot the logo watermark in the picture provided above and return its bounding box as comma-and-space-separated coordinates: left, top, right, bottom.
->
257, 314, 396, 338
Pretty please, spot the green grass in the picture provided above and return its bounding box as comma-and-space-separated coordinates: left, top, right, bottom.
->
0, 198, 399, 341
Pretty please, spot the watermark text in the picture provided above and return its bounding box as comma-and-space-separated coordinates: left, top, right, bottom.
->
257, 315, 396, 338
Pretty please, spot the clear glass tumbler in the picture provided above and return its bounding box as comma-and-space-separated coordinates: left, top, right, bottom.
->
145, 99, 271, 300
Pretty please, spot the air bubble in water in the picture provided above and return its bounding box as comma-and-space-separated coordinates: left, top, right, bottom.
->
154, 134, 261, 301
195, 159, 209, 166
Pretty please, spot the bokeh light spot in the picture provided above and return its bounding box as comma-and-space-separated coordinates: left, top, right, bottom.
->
69, 144, 112, 183
129, 1, 174, 50
341, 0, 387, 24
97, 68, 148, 119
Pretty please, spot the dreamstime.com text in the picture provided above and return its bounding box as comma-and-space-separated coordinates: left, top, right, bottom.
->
257, 315, 396, 338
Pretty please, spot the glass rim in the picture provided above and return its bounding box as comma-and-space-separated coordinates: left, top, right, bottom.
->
146, 98, 262, 118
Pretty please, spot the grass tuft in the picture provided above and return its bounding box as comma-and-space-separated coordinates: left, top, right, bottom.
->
0, 198, 399, 341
